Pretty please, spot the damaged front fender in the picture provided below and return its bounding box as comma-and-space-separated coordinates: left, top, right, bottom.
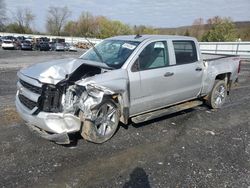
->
64, 69, 130, 124
78, 83, 115, 120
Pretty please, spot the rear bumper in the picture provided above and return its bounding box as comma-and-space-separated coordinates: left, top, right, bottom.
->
21, 46, 32, 50
2, 46, 15, 49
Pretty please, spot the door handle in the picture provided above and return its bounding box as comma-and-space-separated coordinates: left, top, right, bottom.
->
164, 72, 174, 77
195, 67, 202, 71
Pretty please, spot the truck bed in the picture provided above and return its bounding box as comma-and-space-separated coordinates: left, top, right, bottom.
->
202, 53, 239, 62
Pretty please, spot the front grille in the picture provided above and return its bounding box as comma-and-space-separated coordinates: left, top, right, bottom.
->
18, 94, 37, 110
19, 79, 42, 94
18, 78, 62, 113
42, 86, 62, 112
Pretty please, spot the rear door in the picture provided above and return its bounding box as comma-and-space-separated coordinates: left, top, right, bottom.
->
169, 40, 204, 102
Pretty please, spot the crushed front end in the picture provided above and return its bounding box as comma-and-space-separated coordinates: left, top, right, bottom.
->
16, 72, 82, 144
15, 69, 119, 144
15, 55, 130, 144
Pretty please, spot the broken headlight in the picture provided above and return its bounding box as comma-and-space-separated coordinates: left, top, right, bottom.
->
85, 84, 105, 98
85, 84, 113, 98
63, 85, 87, 112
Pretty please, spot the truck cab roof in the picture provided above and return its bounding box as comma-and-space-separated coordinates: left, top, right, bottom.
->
107, 35, 196, 42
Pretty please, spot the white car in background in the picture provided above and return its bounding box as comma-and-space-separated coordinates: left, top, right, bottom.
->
2, 40, 17, 50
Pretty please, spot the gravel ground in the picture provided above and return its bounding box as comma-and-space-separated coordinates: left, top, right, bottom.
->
0, 48, 85, 70
0, 49, 250, 188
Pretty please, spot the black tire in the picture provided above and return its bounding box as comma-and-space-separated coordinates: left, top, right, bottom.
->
81, 99, 120, 143
206, 80, 227, 109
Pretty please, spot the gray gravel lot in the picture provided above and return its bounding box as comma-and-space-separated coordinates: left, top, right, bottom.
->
0, 49, 250, 188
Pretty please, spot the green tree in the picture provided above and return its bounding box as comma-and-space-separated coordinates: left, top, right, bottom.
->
63, 21, 78, 36
75, 13, 133, 38
76, 12, 99, 37
63, 12, 158, 39
201, 17, 237, 42
184, 29, 190, 36
5, 22, 32, 33
92, 15, 132, 38
134, 25, 158, 35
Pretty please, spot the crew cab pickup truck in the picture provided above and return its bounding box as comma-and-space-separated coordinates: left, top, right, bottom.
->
16, 35, 241, 144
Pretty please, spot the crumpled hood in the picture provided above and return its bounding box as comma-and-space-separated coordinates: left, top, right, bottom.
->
20, 58, 83, 84
20, 57, 108, 84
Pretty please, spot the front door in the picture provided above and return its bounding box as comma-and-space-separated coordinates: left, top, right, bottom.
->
129, 41, 176, 115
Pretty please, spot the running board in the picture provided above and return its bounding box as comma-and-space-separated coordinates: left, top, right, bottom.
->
131, 100, 203, 124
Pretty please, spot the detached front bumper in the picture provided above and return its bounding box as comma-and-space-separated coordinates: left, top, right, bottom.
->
15, 93, 81, 144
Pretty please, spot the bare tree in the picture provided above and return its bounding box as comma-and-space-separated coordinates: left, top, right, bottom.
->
191, 18, 204, 40
46, 6, 71, 36
0, 0, 6, 30
13, 8, 35, 33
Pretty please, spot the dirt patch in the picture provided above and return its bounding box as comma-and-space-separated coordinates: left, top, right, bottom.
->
0, 106, 22, 126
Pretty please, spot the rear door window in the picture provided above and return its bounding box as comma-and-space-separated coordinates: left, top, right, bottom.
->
173, 41, 197, 65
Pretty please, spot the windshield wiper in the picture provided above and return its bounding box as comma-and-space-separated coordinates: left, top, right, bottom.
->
83, 37, 104, 64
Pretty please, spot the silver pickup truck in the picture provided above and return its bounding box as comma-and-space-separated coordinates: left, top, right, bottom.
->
16, 35, 241, 144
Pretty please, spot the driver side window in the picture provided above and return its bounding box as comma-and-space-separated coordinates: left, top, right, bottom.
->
138, 41, 169, 71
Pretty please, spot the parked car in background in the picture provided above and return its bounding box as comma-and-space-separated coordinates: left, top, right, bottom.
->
54, 43, 65, 51
2, 40, 18, 50
25, 36, 33, 42
49, 42, 55, 50
17, 36, 26, 42
1, 36, 16, 41
38, 42, 50, 51
21, 40, 33, 50
64, 42, 70, 51
52, 38, 65, 43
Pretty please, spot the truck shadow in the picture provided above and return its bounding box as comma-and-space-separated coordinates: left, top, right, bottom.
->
123, 167, 151, 188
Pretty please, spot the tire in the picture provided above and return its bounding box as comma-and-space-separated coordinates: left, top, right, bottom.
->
206, 80, 227, 109
81, 99, 120, 143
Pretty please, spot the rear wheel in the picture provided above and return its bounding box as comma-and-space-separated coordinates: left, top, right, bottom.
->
81, 99, 120, 143
206, 80, 227, 109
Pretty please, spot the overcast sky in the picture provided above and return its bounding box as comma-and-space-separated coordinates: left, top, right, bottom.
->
5, 0, 250, 31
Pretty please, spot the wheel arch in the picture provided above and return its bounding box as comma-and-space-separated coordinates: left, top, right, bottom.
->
215, 72, 232, 94
108, 93, 129, 125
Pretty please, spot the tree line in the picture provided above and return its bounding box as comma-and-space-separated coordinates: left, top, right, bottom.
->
0, 3, 157, 38
0, 1, 249, 41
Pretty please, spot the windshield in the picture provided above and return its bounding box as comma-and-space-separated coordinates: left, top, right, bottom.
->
80, 40, 140, 69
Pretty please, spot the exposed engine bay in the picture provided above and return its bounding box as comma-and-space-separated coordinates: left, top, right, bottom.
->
38, 63, 116, 119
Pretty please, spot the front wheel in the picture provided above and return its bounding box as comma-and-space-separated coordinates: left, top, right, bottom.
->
206, 80, 227, 109
81, 99, 120, 143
